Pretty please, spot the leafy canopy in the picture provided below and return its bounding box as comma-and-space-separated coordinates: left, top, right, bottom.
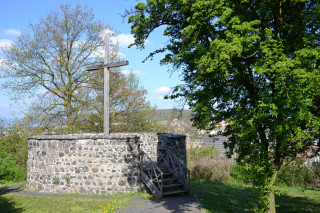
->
128, 0, 320, 211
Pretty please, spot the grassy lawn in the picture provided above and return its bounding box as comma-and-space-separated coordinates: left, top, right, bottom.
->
2, 181, 320, 212
276, 187, 320, 213
190, 179, 320, 213
0, 183, 151, 213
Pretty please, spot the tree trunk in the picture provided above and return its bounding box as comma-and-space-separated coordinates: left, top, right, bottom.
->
267, 172, 278, 213
66, 100, 73, 134
268, 190, 276, 213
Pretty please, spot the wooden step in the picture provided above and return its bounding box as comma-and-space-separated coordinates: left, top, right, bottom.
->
142, 171, 172, 176
163, 189, 189, 196
163, 183, 183, 188
161, 177, 177, 182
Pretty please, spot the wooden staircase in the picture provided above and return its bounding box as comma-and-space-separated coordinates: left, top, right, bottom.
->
140, 147, 190, 198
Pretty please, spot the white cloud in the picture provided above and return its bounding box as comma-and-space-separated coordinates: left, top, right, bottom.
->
0, 57, 9, 68
90, 46, 126, 60
3, 29, 21, 37
0, 104, 9, 109
0, 39, 13, 48
0, 57, 5, 66
99, 29, 151, 53
110, 32, 151, 48
122, 69, 145, 76
155, 86, 171, 94
157, 96, 164, 100
91, 46, 104, 59
111, 34, 135, 48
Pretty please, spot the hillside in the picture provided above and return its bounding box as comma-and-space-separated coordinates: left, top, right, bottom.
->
155, 109, 191, 121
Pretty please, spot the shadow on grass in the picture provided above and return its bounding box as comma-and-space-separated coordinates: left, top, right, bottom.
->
191, 179, 320, 213
191, 179, 257, 212
0, 186, 24, 213
275, 191, 320, 213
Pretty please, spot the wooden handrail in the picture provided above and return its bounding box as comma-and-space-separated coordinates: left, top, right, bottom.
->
159, 147, 190, 171
157, 147, 190, 191
140, 151, 163, 198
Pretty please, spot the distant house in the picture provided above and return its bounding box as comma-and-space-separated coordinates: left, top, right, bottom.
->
186, 120, 230, 154
187, 134, 229, 154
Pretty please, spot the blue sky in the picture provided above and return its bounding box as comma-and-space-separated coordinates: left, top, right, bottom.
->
0, 0, 184, 120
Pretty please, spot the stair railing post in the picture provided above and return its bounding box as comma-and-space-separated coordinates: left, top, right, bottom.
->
140, 151, 144, 172
160, 172, 163, 196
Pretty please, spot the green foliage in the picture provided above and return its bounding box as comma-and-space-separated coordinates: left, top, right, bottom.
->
128, 0, 320, 211
0, 118, 41, 182
66, 176, 71, 185
187, 146, 231, 181
53, 177, 59, 185
230, 163, 254, 185
0, 119, 42, 168
77, 71, 165, 133
0, 148, 26, 183
276, 160, 319, 188
109, 72, 161, 133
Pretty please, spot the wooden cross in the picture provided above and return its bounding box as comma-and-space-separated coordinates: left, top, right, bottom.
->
86, 33, 129, 135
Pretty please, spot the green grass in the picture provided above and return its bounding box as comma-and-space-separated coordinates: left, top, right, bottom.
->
191, 179, 257, 212
275, 187, 320, 213
190, 179, 320, 213
0, 183, 153, 213
2, 181, 319, 212
0, 195, 128, 213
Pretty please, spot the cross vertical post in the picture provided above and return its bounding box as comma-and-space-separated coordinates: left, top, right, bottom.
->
86, 33, 129, 136
104, 33, 110, 135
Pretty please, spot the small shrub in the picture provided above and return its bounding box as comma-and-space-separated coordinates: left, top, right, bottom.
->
230, 163, 254, 184
53, 177, 59, 185
0, 148, 26, 183
313, 163, 320, 187
275, 159, 317, 188
187, 146, 231, 181
66, 176, 71, 185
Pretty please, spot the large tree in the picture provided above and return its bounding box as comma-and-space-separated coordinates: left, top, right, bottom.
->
0, 4, 106, 133
0, 4, 161, 134
128, 0, 320, 212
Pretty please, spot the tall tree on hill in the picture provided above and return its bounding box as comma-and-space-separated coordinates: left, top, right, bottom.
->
0, 4, 158, 134
0, 4, 106, 133
128, 0, 320, 212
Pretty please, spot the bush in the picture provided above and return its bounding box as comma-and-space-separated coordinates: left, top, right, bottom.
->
187, 146, 231, 181
314, 163, 320, 188
275, 159, 319, 188
230, 163, 254, 184
0, 148, 26, 183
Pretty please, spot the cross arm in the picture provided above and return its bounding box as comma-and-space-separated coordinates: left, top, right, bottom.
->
86, 60, 129, 71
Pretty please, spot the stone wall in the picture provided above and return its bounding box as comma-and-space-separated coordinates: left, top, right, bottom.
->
112, 133, 187, 163
27, 132, 186, 194
118, 133, 159, 161
157, 133, 187, 164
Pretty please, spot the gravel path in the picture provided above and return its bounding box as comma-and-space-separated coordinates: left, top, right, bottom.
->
118, 196, 203, 213
1, 184, 203, 212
